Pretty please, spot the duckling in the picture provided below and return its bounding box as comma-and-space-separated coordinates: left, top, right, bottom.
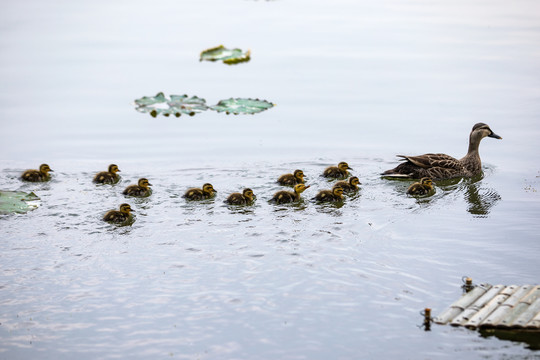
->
314, 185, 344, 202
93, 164, 121, 184
103, 203, 133, 223
21, 164, 53, 182
271, 184, 310, 204
123, 178, 152, 197
277, 169, 305, 186
382, 123, 502, 180
183, 183, 217, 200
334, 176, 361, 193
323, 162, 352, 179
225, 188, 255, 205
407, 177, 435, 196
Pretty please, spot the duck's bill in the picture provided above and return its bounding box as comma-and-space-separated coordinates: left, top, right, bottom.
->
489, 132, 502, 139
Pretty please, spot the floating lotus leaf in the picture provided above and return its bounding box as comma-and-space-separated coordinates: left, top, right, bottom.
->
134, 92, 208, 118
210, 98, 274, 115
0, 190, 41, 214
200, 45, 251, 65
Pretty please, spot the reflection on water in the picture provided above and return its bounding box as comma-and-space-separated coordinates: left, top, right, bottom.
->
479, 329, 540, 350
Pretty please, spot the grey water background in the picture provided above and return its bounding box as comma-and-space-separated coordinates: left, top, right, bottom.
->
1, 0, 540, 359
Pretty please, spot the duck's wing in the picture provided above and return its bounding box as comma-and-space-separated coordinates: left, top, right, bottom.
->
397, 153, 462, 170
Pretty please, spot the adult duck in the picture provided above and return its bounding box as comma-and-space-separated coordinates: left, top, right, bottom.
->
382, 123, 501, 180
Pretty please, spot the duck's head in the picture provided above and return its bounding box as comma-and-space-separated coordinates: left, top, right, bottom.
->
472, 123, 502, 140
332, 186, 344, 197
420, 177, 433, 187
39, 164, 53, 174
338, 162, 352, 171
293, 169, 305, 181
119, 203, 133, 214
349, 176, 360, 186
242, 188, 255, 201
203, 183, 216, 194
138, 178, 152, 188
108, 164, 120, 174
293, 183, 310, 194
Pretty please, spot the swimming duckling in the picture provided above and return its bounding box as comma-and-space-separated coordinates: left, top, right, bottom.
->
21, 164, 53, 182
271, 184, 310, 204
323, 162, 352, 179
103, 203, 133, 223
225, 188, 255, 205
123, 178, 152, 197
335, 176, 361, 193
382, 123, 502, 180
93, 164, 121, 184
183, 183, 217, 200
277, 169, 305, 186
407, 177, 435, 196
314, 185, 344, 202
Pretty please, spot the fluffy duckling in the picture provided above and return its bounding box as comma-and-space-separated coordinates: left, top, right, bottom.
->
323, 162, 352, 179
183, 183, 217, 200
225, 188, 255, 205
271, 184, 310, 204
123, 178, 152, 197
93, 164, 121, 184
103, 203, 133, 223
334, 176, 361, 193
21, 164, 53, 182
277, 169, 305, 186
314, 185, 344, 202
407, 177, 434, 196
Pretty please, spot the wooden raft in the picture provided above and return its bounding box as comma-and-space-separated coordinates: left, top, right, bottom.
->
434, 284, 540, 330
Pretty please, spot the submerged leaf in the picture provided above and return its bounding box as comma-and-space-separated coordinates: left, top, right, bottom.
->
134, 92, 208, 117
210, 98, 274, 115
200, 45, 251, 65
0, 190, 41, 214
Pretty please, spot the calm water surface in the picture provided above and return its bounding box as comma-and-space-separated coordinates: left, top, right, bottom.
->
1, 0, 540, 359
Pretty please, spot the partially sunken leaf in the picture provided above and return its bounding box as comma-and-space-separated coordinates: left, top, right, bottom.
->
200, 45, 251, 65
210, 98, 274, 115
0, 191, 41, 214
134, 92, 208, 117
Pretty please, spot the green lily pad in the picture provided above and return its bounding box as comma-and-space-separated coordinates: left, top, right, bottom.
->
134, 92, 208, 118
0, 191, 41, 215
210, 98, 274, 115
200, 45, 251, 64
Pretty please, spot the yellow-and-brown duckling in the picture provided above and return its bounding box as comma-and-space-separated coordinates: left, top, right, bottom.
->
314, 185, 344, 202
323, 162, 352, 179
407, 177, 435, 196
103, 203, 133, 224
270, 183, 310, 204
21, 164, 53, 182
277, 169, 305, 186
123, 178, 152, 197
183, 183, 217, 200
93, 164, 121, 184
382, 123, 502, 180
334, 176, 361, 193
225, 188, 255, 205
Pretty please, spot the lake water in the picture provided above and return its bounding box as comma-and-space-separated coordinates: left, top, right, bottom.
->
1, 0, 540, 359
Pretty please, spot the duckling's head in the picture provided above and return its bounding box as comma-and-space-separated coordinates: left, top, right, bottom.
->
138, 178, 152, 188
349, 176, 360, 186
108, 164, 120, 173
338, 162, 352, 171
420, 177, 433, 187
294, 184, 310, 194
472, 123, 502, 140
293, 169, 305, 181
119, 203, 133, 214
242, 188, 255, 200
332, 186, 344, 197
39, 164, 52, 174
203, 183, 216, 194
